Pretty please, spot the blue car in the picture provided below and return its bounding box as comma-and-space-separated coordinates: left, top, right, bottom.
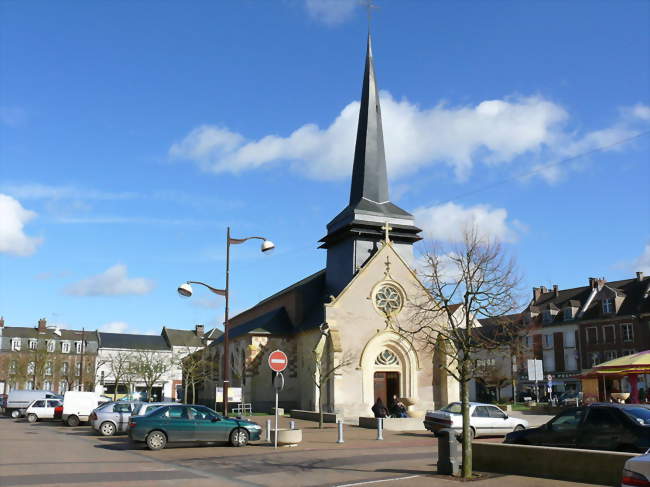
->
128, 404, 262, 450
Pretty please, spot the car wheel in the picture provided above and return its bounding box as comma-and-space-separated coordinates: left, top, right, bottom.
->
514, 425, 526, 432
10, 410, 20, 419
100, 421, 116, 436
230, 428, 249, 447
27, 413, 38, 423
66, 415, 80, 427
146, 431, 167, 451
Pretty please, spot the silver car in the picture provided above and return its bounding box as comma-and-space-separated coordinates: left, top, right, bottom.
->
91, 401, 141, 436
90, 401, 178, 436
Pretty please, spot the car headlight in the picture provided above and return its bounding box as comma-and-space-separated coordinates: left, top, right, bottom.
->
246, 424, 261, 430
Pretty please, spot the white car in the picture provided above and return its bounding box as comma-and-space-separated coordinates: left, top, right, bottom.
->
25, 398, 63, 423
423, 402, 528, 439
622, 450, 650, 487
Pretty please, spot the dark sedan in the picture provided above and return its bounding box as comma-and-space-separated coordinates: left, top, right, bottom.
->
504, 403, 650, 453
128, 404, 262, 450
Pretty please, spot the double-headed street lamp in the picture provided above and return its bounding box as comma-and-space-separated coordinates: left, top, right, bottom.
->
178, 226, 274, 416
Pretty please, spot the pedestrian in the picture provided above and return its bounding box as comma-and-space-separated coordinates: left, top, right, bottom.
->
371, 398, 388, 418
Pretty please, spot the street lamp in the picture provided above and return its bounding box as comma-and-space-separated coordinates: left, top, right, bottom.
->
177, 226, 274, 416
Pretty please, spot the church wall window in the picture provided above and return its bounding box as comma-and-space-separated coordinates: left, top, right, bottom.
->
375, 349, 399, 366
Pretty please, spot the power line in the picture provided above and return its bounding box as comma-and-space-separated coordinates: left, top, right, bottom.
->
443, 130, 650, 204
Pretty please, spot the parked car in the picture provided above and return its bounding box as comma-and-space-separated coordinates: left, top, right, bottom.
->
25, 398, 63, 423
5, 390, 62, 418
621, 449, 650, 487
423, 402, 528, 439
558, 391, 580, 406
128, 404, 262, 450
62, 391, 110, 426
91, 401, 142, 436
505, 403, 650, 453
132, 401, 179, 417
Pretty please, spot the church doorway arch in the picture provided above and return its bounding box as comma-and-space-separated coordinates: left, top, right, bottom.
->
373, 371, 400, 406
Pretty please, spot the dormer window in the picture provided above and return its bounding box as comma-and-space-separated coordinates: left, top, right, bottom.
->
29, 339, 37, 350
47, 340, 55, 352
602, 298, 614, 314
10, 338, 21, 351
61, 342, 70, 353
543, 310, 553, 323
75, 341, 83, 354
563, 308, 574, 320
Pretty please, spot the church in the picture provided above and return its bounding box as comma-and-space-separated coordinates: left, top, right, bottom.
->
201, 35, 459, 418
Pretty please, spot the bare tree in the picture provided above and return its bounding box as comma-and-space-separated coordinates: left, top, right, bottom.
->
130, 350, 174, 402
181, 347, 217, 404
312, 325, 355, 429
106, 351, 134, 400
399, 227, 521, 479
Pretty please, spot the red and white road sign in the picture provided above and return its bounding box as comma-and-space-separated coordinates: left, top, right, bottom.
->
268, 350, 288, 372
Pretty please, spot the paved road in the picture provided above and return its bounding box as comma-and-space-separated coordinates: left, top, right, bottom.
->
0, 416, 596, 487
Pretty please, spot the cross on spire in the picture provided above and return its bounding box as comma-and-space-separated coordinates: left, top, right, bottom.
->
381, 222, 392, 243
361, 0, 379, 32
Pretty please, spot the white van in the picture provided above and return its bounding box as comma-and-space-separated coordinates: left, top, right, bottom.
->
5, 390, 62, 418
62, 391, 109, 426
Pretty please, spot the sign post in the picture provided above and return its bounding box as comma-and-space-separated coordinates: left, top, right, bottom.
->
527, 359, 543, 403
268, 350, 288, 449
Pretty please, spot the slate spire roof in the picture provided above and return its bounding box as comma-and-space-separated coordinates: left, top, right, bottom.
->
349, 34, 389, 207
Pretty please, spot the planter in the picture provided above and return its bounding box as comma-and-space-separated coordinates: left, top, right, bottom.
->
270, 428, 302, 446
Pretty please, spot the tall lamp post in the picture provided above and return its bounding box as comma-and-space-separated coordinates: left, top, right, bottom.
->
178, 226, 274, 416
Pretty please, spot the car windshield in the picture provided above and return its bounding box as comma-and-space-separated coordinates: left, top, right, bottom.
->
441, 403, 462, 414
624, 407, 650, 425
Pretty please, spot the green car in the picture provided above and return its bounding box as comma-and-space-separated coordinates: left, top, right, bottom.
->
128, 404, 262, 450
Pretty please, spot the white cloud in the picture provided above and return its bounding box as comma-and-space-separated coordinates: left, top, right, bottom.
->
634, 242, 650, 274
413, 202, 521, 243
0, 194, 42, 256
100, 321, 130, 333
304, 0, 357, 25
171, 94, 647, 184
65, 264, 155, 296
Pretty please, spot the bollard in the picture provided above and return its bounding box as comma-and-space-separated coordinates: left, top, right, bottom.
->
336, 419, 344, 443
266, 419, 272, 442
290, 420, 296, 430
376, 417, 384, 440
436, 428, 461, 476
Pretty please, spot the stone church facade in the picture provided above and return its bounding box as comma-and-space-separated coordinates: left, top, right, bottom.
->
198, 35, 458, 417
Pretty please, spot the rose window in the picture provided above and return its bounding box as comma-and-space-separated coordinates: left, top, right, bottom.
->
374, 284, 403, 316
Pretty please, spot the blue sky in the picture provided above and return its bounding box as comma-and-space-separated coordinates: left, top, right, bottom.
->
1, 0, 649, 335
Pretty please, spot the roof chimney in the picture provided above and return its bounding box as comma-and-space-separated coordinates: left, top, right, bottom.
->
195, 324, 205, 337
589, 277, 596, 289
553, 284, 559, 297
38, 318, 47, 332
0, 316, 4, 328
637, 272, 645, 282
533, 287, 542, 302
540, 286, 548, 294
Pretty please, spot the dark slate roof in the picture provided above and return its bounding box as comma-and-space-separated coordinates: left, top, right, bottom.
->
526, 276, 650, 325
212, 308, 293, 344
163, 328, 204, 347
1, 327, 98, 341
206, 328, 223, 340
98, 332, 170, 351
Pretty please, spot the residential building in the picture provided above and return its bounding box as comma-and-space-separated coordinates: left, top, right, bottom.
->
95, 325, 208, 401
0, 317, 98, 394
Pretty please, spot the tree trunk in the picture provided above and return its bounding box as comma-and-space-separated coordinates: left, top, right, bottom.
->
113, 378, 119, 401
191, 381, 196, 404
184, 375, 189, 403
460, 361, 472, 479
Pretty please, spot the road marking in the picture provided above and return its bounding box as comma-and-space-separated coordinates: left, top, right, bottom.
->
335, 475, 421, 487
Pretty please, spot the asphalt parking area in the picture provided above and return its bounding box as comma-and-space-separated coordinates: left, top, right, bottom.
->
0, 416, 598, 487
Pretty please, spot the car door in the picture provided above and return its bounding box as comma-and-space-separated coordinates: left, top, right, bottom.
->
486, 406, 510, 435
112, 402, 132, 432
161, 406, 195, 442
538, 407, 585, 448
577, 407, 625, 451
43, 400, 59, 419
471, 406, 491, 435
30, 400, 47, 418
189, 406, 230, 442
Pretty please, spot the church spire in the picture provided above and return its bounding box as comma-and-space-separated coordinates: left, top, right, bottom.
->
349, 34, 389, 206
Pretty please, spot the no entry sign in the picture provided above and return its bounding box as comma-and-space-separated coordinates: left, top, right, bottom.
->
268, 349, 288, 372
